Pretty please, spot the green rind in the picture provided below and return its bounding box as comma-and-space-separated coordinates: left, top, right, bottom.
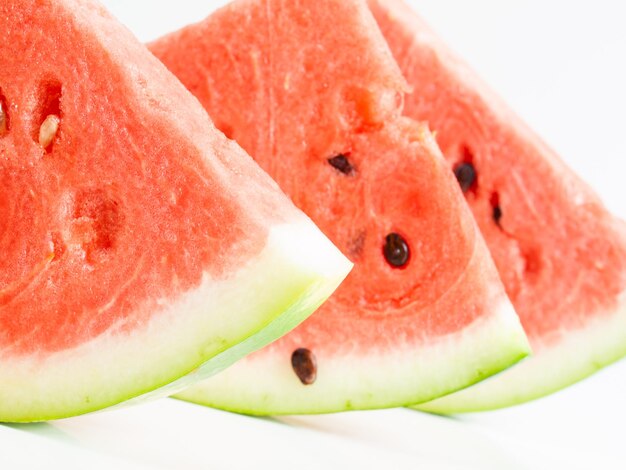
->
415, 294, 626, 413
174, 298, 530, 415
0, 221, 351, 422
126, 269, 341, 408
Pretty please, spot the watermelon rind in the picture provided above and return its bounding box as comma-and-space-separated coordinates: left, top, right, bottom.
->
173, 296, 530, 415
0, 220, 351, 422
416, 292, 626, 413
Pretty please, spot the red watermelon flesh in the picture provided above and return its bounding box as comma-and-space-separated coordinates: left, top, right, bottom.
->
150, 0, 530, 414
369, 0, 626, 412
0, 0, 351, 422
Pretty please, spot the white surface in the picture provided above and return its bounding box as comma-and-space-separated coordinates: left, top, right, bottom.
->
2, 0, 625, 468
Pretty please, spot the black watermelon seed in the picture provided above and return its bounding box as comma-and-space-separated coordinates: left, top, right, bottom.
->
490, 192, 502, 225
291, 348, 317, 385
328, 154, 354, 175
383, 233, 410, 268
453, 162, 476, 193
493, 205, 502, 224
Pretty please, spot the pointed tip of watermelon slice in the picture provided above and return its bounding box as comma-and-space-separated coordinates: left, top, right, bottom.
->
416, 292, 626, 414
124, 218, 355, 404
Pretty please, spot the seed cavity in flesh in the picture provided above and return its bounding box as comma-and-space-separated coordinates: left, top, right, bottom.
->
291, 348, 317, 385
347, 230, 366, 259
453, 162, 476, 193
34, 79, 62, 149
0, 99, 7, 135
327, 154, 355, 175
383, 233, 410, 268
0, 106, 6, 134
39, 114, 60, 149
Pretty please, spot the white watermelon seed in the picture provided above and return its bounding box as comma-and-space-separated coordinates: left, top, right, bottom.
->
39, 114, 60, 149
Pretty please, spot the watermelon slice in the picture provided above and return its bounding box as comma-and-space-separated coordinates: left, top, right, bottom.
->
150, 0, 530, 414
367, 0, 626, 412
0, 0, 351, 422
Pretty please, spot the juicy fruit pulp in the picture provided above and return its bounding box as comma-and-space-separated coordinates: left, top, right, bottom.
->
0, 0, 350, 422
151, 0, 530, 414
369, 0, 626, 411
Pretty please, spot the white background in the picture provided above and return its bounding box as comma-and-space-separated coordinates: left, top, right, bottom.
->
3, 1, 626, 469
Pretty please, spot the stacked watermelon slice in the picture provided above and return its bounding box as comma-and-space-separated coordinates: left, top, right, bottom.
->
151, 0, 626, 414
0, 0, 351, 422
0, 0, 624, 422
150, 0, 532, 415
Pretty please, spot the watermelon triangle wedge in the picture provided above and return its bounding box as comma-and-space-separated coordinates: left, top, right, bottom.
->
368, 0, 626, 412
150, 0, 531, 414
0, 0, 352, 422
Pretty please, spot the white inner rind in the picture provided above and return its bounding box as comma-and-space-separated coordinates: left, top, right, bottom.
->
175, 295, 530, 414
0, 218, 351, 422
417, 291, 626, 413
